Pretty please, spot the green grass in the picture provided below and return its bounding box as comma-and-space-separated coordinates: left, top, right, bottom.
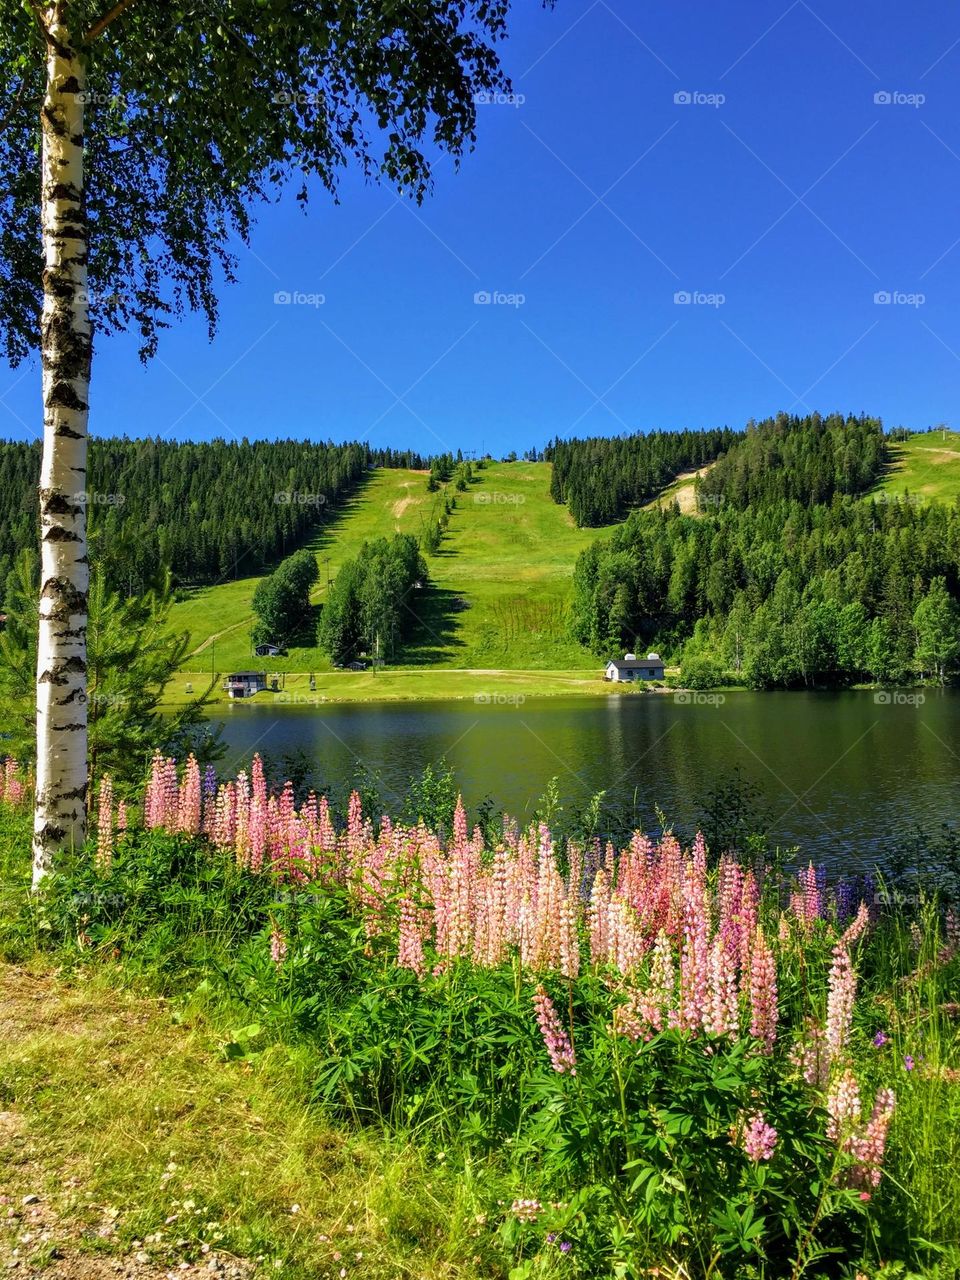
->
168, 462, 613, 697
161, 666, 676, 711
0, 811, 505, 1280
0, 967, 503, 1280
875, 430, 960, 503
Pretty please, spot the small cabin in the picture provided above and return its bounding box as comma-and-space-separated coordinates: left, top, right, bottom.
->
254, 642, 283, 658
604, 652, 665, 683
223, 671, 267, 699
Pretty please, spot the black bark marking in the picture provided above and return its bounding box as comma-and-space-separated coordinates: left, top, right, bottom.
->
41, 490, 83, 516
48, 382, 88, 411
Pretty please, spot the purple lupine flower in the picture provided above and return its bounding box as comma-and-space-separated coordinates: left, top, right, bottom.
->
559, 1242, 572, 1253
873, 1031, 888, 1047
904, 1055, 915, 1071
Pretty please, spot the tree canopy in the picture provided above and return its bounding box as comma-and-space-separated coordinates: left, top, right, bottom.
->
0, 0, 514, 364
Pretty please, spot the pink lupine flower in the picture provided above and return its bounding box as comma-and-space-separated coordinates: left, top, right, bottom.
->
144, 751, 165, 828
511, 1199, 542, 1223
825, 944, 857, 1063
270, 924, 287, 966
791, 863, 822, 930
826, 1069, 861, 1141
740, 1112, 777, 1161
717, 856, 744, 957
397, 895, 426, 978
850, 1088, 895, 1188
0, 757, 26, 806
792, 1023, 829, 1088
533, 985, 576, 1075
837, 900, 869, 950
559, 894, 580, 980
637, 929, 675, 1036
588, 869, 610, 964
748, 925, 778, 1055
703, 937, 739, 1039
96, 775, 113, 873
177, 754, 202, 835
116, 799, 128, 839
676, 865, 709, 1031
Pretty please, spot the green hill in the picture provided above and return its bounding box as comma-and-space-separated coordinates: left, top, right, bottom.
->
169, 462, 617, 701
875, 430, 960, 503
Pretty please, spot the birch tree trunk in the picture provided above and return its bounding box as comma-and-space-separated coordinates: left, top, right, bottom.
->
32, 4, 91, 886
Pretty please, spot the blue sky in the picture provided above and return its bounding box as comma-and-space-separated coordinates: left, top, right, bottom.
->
4, 0, 960, 455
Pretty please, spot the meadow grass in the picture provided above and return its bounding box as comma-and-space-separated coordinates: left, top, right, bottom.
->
166, 462, 608, 683
0, 810, 505, 1280
875, 430, 960, 503
4, 774, 960, 1280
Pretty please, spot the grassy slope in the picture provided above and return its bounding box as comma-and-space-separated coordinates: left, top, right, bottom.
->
168, 462, 620, 704
641, 464, 713, 514
875, 429, 960, 502
164, 431, 960, 707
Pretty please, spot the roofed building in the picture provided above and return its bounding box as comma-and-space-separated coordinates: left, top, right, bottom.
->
604, 652, 665, 682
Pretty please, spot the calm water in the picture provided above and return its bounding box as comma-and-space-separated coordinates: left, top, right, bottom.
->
209, 690, 960, 869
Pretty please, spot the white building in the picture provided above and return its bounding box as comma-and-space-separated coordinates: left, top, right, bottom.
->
604, 652, 665, 682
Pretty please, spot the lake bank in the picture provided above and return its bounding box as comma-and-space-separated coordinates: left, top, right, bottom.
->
162, 666, 680, 710
196, 688, 960, 868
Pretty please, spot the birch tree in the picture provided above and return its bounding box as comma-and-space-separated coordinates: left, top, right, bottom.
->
0, 0, 514, 884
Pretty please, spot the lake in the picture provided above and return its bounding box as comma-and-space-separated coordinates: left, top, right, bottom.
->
209, 689, 960, 870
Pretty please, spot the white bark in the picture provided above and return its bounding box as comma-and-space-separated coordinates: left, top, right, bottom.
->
32, 4, 91, 886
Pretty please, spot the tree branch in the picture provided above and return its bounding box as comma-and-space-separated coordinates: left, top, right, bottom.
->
83, 0, 139, 43
25, 0, 49, 36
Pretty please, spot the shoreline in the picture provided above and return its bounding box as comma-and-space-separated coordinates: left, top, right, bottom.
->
161, 668, 942, 712
162, 667, 680, 710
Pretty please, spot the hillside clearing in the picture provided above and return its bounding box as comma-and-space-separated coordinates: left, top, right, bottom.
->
169, 462, 608, 679
875, 429, 960, 503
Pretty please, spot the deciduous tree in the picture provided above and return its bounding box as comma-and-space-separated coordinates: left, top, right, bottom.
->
0, 0, 515, 882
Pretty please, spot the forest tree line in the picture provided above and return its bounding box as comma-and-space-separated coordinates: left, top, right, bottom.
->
570, 414, 960, 686
696, 412, 887, 509
547, 426, 741, 527
0, 438, 431, 597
